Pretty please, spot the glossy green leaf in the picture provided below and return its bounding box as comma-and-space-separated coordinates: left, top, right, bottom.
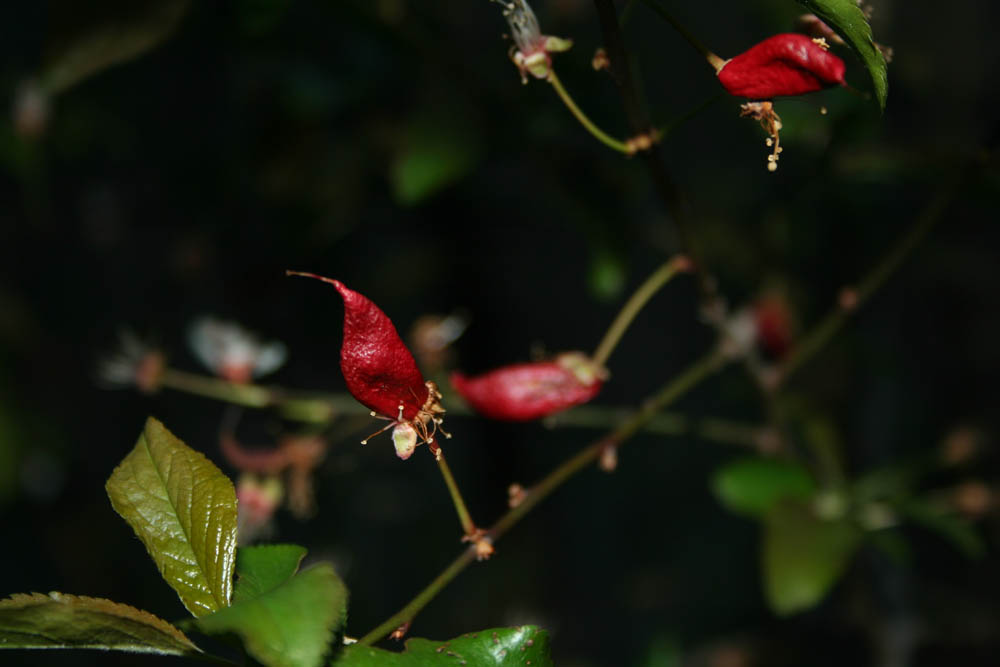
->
900, 498, 986, 559
762, 501, 861, 615
0, 592, 199, 655
106, 417, 238, 617
796, 0, 888, 110
390, 109, 482, 207
193, 563, 347, 667
233, 544, 309, 603
334, 625, 552, 666
713, 457, 816, 517
41, 0, 191, 95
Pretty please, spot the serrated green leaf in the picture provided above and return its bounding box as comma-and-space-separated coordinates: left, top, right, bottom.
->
762, 501, 861, 615
334, 625, 552, 667
106, 417, 237, 617
41, 0, 191, 95
0, 592, 200, 655
899, 498, 986, 559
234, 544, 308, 603
193, 563, 347, 667
713, 457, 816, 517
796, 0, 888, 110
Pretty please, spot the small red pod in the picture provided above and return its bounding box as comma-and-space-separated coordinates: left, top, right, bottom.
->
451, 352, 606, 422
286, 272, 428, 419
718, 33, 846, 99
332, 280, 430, 421
288, 271, 448, 459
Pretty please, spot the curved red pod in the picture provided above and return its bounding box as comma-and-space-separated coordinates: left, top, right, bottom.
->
451, 352, 605, 422
332, 280, 431, 421
718, 33, 846, 99
288, 272, 429, 420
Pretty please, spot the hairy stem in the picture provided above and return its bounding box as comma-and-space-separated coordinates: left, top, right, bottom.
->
547, 70, 629, 153
592, 255, 690, 368
357, 348, 728, 645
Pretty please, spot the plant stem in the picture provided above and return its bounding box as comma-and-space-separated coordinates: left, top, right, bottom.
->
640, 0, 726, 72
158, 369, 351, 423
356, 548, 478, 646
159, 365, 757, 444
590, 0, 712, 301
435, 450, 478, 537
159, 368, 272, 407
357, 348, 728, 645
547, 70, 629, 154
592, 255, 690, 367
777, 163, 975, 383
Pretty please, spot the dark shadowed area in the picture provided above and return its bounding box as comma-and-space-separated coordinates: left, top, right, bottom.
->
1, 1, 998, 665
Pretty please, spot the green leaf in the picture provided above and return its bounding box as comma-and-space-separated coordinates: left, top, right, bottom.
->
192, 563, 348, 667
334, 626, 552, 667
0, 592, 199, 655
390, 108, 482, 207
712, 457, 816, 517
762, 501, 861, 615
41, 0, 192, 95
233, 544, 309, 603
796, 0, 888, 110
899, 498, 986, 559
106, 417, 238, 617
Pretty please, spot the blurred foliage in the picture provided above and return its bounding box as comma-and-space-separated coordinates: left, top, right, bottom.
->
0, 0, 998, 665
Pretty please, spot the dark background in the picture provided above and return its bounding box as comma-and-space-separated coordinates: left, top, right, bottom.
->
1, 1, 998, 665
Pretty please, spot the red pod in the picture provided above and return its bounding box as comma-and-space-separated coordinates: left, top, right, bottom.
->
718, 33, 846, 99
452, 352, 606, 422
287, 271, 446, 459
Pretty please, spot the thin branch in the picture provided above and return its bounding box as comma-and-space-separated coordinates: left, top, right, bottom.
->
357, 348, 728, 645
548, 70, 630, 153
592, 255, 691, 367
777, 156, 987, 383
639, 0, 726, 71
590, 0, 712, 300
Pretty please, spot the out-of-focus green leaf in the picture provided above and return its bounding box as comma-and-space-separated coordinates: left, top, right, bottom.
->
192, 563, 347, 667
899, 498, 986, 559
390, 109, 482, 207
106, 417, 237, 618
795, 0, 888, 110
587, 247, 627, 301
713, 457, 816, 517
233, 544, 308, 604
41, 0, 191, 95
762, 501, 861, 615
334, 626, 552, 666
0, 593, 199, 655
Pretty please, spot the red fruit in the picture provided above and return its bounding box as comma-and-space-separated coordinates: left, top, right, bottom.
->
718, 33, 846, 99
451, 352, 606, 422
287, 271, 447, 459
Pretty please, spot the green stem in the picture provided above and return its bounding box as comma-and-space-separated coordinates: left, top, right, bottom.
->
547, 70, 630, 154
640, 0, 726, 71
158, 369, 349, 423
592, 255, 690, 368
357, 349, 728, 645
435, 451, 477, 536
777, 165, 971, 383
356, 548, 478, 646
159, 369, 272, 407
